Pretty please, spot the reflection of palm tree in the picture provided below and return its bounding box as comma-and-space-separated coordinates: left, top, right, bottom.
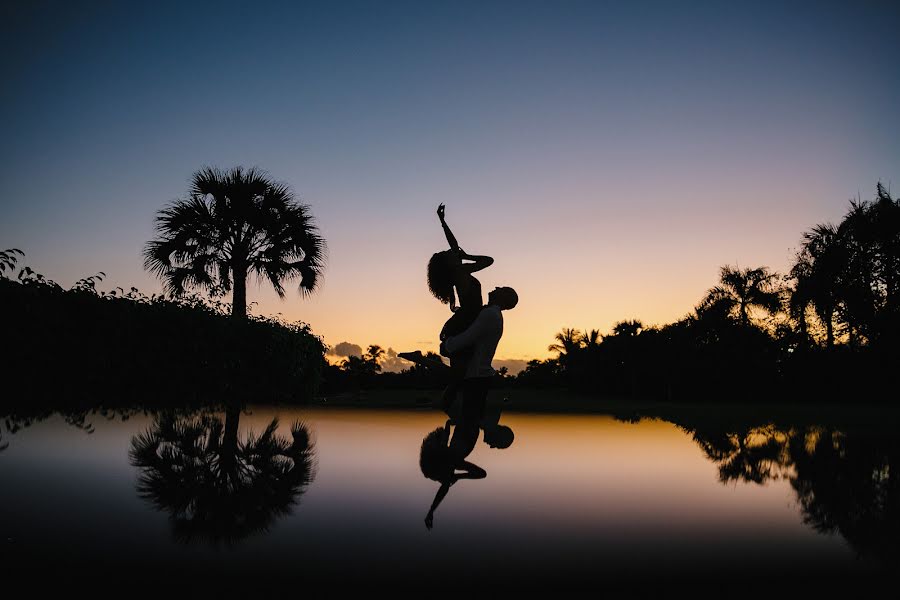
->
699, 265, 782, 327
129, 406, 316, 544
143, 166, 326, 319
790, 426, 900, 562
687, 424, 791, 484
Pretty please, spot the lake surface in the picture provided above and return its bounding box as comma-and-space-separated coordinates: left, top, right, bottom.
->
1, 403, 895, 592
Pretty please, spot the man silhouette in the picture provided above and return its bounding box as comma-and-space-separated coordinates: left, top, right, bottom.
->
440, 286, 518, 424
422, 286, 518, 530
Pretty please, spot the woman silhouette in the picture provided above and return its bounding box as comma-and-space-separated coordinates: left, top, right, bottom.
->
427, 203, 494, 411
420, 417, 486, 530
419, 397, 515, 530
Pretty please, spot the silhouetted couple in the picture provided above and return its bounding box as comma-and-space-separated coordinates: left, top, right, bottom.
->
406, 204, 518, 411
412, 204, 518, 530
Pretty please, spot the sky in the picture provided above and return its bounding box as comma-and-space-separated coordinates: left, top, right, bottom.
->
1, 0, 898, 371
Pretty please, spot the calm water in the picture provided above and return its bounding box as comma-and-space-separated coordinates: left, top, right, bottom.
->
1, 404, 895, 591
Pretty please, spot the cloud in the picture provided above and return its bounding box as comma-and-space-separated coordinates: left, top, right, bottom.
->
380, 347, 410, 373
327, 342, 363, 358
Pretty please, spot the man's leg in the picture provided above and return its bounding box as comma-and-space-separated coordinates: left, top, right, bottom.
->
441, 349, 472, 415
460, 376, 491, 425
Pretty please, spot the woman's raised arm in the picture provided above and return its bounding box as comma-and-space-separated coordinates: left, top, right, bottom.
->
437, 203, 460, 252
461, 253, 494, 274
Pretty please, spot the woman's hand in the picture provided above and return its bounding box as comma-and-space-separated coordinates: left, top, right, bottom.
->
437, 203, 445, 220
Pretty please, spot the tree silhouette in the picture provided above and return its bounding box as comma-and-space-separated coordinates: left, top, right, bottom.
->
548, 327, 583, 365
129, 407, 316, 544
611, 319, 643, 337
341, 355, 379, 376
787, 183, 900, 348
143, 166, 326, 319
699, 265, 783, 327
791, 224, 843, 346
0, 248, 23, 278
365, 345, 385, 365
835, 186, 900, 345
580, 329, 602, 349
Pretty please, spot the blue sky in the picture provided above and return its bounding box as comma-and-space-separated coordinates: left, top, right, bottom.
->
2, 0, 898, 362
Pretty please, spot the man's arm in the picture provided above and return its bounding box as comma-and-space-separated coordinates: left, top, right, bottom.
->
443, 309, 496, 355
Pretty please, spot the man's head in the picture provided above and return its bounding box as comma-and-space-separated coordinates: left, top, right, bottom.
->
483, 424, 515, 449
488, 286, 518, 310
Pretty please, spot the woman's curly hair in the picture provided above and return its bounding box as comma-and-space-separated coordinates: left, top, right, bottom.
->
420, 425, 452, 481
427, 250, 456, 305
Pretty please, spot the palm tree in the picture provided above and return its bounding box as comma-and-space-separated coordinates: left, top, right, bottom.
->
791, 185, 900, 347
143, 166, 326, 319
0, 248, 23, 278
699, 265, 783, 327
612, 319, 643, 337
365, 345, 385, 365
871, 182, 900, 315
548, 328, 583, 364
791, 224, 843, 346
580, 329, 602, 349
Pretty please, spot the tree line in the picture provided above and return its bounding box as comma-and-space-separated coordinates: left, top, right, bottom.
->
516, 183, 899, 401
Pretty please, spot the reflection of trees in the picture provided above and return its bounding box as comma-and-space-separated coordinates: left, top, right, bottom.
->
687, 423, 794, 485
129, 405, 316, 544
1, 410, 99, 453
790, 428, 900, 561
681, 417, 900, 562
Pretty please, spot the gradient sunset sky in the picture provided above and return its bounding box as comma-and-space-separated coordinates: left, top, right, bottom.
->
2, 0, 898, 369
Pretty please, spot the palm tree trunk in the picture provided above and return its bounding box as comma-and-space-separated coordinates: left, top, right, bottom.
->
232, 265, 247, 319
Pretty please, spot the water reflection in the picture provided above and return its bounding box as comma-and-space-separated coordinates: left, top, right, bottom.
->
129, 403, 316, 544
2, 399, 898, 583
420, 394, 514, 530
670, 414, 900, 563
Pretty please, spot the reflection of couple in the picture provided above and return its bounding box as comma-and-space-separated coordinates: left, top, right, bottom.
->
413, 204, 518, 530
